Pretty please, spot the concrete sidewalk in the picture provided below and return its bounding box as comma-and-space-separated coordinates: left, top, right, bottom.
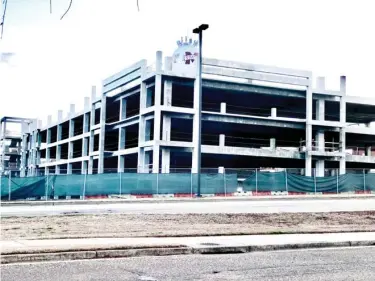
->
2, 193, 375, 206
2, 232, 375, 264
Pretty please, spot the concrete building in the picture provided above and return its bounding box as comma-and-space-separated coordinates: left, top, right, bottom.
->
19, 39, 375, 177
0, 117, 35, 176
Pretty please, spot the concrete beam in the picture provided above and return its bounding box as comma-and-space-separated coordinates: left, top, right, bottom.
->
203, 58, 312, 78
203, 80, 306, 98
103, 59, 146, 89
203, 66, 309, 86
202, 112, 305, 129
202, 145, 302, 159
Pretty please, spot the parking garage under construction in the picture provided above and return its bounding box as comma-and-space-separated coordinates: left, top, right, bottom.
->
1, 38, 375, 199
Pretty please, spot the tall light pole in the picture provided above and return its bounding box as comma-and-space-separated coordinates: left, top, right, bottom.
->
192, 24, 209, 197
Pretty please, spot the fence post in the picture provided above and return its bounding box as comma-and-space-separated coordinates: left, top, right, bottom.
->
119, 172, 122, 196
156, 171, 159, 195
45, 173, 49, 201
255, 168, 258, 195
336, 169, 339, 194
285, 169, 288, 194
8, 173, 11, 201
314, 168, 317, 195
190, 170, 193, 198
224, 168, 227, 197
82, 170, 87, 200
363, 169, 366, 193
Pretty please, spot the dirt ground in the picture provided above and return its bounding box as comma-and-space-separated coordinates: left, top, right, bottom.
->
2, 211, 375, 240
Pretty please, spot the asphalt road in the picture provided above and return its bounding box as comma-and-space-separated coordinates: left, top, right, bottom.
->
1, 198, 375, 217
2, 247, 375, 280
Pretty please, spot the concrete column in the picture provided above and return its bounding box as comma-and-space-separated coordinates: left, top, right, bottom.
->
120, 98, 127, 120
219, 134, 225, 147
84, 97, 90, 111
2, 120, 6, 137
316, 160, 325, 177
81, 161, 87, 174
118, 127, 126, 150
146, 87, 153, 108
164, 80, 172, 106
144, 151, 151, 173
271, 108, 277, 118
339, 77, 347, 175
305, 82, 313, 177
44, 167, 49, 176
164, 56, 172, 72
118, 127, 126, 172
88, 87, 96, 175
270, 138, 276, 150
67, 163, 72, 174
82, 137, 89, 156
46, 148, 50, 163
218, 166, 224, 174
47, 115, 52, 126
91, 86, 97, 103
137, 118, 146, 172
162, 116, 171, 141
55, 165, 60, 175
57, 125, 62, 141
88, 156, 93, 174
161, 80, 172, 173
220, 103, 226, 114
366, 146, 372, 156
137, 78, 147, 172
83, 113, 89, 133
156, 50, 162, 73
316, 76, 326, 91
46, 129, 51, 144
69, 104, 75, 118
98, 94, 107, 174
145, 120, 152, 141
152, 61, 162, 173
69, 119, 75, 138
68, 142, 74, 159
161, 149, 170, 173
316, 130, 325, 152
138, 148, 145, 173
57, 110, 63, 122
56, 145, 61, 161
68, 118, 75, 162
118, 155, 125, 173
316, 99, 325, 121
315, 77, 326, 177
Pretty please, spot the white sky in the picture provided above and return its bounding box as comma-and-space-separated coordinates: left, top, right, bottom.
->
0, 0, 374, 125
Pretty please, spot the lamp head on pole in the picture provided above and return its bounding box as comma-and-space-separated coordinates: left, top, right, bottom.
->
192, 24, 209, 34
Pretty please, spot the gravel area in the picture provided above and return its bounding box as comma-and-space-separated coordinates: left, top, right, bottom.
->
2, 211, 375, 240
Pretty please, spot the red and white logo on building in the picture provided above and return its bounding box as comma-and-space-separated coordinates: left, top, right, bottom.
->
184, 52, 198, 64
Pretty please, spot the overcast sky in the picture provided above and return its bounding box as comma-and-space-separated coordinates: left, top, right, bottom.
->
0, 0, 374, 124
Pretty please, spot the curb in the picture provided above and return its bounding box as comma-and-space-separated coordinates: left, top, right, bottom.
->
2, 194, 375, 206
2, 240, 375, 265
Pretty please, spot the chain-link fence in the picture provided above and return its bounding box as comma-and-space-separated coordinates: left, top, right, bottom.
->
1, 168, 374, 201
